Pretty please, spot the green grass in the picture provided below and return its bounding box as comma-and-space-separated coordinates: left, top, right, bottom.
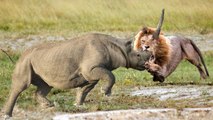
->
0, 51, 212, 112
0, 0, 213, 37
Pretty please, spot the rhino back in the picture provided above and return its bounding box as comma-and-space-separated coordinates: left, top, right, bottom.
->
21, 34, 118, 82
15, 33, 128, 88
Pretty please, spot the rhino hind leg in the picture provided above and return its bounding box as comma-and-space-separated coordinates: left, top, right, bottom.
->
4, 60, 32, 117
32, 77, 53, 108
4, 80, 30, 117
75, 81, 98, 105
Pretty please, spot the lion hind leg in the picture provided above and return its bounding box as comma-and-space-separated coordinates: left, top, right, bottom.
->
182, 40, 208, 79
185, 52, 207, 79
187, 58, 207, 79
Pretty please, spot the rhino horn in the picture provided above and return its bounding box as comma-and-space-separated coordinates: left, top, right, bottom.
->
152, 9, 165, 40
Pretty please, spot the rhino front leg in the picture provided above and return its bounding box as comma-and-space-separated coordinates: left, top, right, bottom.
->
32, 77, 53, 108
75, 81, 98, 105
88, 67, 115, 96
35, 85, 53, 108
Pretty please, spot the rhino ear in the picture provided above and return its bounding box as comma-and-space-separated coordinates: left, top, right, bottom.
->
125, 40, 132, 52
125, 40, 132, 47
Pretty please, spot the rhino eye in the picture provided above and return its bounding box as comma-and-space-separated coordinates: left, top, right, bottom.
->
137, 54, 140, 57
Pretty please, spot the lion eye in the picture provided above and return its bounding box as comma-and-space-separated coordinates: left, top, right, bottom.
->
141, 40, 145, 44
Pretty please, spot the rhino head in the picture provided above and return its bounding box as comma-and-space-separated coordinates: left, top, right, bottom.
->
125, 41, 152, 70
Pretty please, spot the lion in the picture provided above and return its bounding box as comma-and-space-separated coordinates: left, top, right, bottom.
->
133, 9, 209, 82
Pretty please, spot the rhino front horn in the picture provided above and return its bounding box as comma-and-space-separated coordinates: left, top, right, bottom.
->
153, 9, 165, 40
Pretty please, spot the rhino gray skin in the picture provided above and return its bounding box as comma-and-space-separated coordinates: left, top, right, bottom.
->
3, 33, 151, 117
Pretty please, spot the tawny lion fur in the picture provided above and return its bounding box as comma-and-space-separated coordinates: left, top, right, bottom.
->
134, 27, 209, 82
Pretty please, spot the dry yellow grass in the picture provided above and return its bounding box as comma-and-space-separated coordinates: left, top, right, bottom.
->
0, 0, 212, 34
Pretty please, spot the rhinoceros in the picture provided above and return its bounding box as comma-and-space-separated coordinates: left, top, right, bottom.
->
3, 33, 151, 117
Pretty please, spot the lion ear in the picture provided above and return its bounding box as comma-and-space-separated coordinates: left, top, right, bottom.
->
142, 27, 164, 35
133, 31, 143, 51
142, 27, 149, 34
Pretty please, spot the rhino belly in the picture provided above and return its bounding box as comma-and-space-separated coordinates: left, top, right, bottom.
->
31, 58, 83, 89
48, 75, 88, 89
35, 71, 87, 89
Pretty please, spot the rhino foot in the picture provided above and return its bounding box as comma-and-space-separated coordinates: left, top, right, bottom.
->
35, 93, 54, 108
73, 103, 85, 108
36, 96, 54, 108
100, 87, 112, 96
105, 92, 111, 97
2, 115, 10, 120
40, 101, 54, 108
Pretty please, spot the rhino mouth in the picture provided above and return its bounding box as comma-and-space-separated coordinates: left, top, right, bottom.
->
138, 67, 145, 70
136, 63, 146, 70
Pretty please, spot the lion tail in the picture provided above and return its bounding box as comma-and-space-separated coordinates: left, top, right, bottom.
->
190, 40, 209, 77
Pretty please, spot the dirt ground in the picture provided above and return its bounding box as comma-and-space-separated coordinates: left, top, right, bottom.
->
1, 85, 212, 120
0, 32, 213, 52
132, 85, 213, 102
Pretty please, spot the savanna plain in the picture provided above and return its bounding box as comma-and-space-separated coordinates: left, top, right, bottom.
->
0, 0, 213, 119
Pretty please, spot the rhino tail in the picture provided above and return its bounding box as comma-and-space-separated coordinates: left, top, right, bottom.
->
0, 49, 15, 64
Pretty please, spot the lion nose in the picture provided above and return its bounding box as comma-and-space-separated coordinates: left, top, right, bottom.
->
145, 46, 150, 49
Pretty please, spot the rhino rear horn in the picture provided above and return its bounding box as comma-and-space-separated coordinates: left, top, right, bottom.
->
152, 9, 165, 40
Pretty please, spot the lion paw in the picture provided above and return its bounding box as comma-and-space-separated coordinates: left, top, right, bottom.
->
145, 62, 161, 73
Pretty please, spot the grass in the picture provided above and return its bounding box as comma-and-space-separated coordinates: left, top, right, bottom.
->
0, 0, 213, 38
0, 51, 212, 113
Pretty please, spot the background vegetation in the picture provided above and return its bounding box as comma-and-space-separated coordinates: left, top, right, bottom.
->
0, 0, 213, 37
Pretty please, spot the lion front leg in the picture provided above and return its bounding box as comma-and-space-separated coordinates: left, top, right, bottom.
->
145, 61, 161, 74
145, 60, 165, 82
